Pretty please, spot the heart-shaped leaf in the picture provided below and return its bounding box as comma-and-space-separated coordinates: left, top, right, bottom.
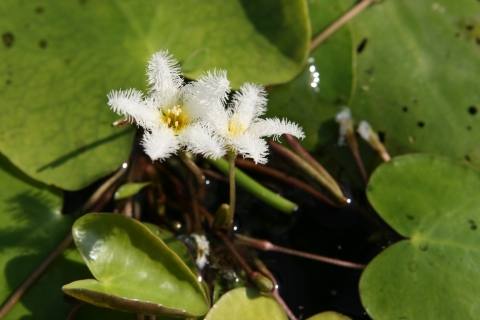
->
0, 0, 309, 190
340, 0, 480, 166
142, 222, 198, 279
266, 0, 353, 150
361, 154, 480, 319
62, 213, 209, 317
204, 287, 287, 320
142, 222, 211, 308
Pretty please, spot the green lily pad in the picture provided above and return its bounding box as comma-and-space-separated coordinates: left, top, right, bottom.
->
0, 0, 309, 190
62, 213, 209, 317
142, 222, 198, 278
0, 153, 71, 306
114, 182, 151, 201
342, 0, 480, 166
204, 287, 287, 320
307, 311, 351, 320
361, 154, 480, 319
266, 0, 354, 150
142, 223, 211, 308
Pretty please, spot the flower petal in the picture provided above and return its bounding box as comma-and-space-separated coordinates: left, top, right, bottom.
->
147, 51, 183, 103
107, 89, 159, 129
231, 83, 268, 130
182, 69, 230, 120
248, 118, 305, 140
141, 126, 179, 161
335, 107, 353, 146
232, 133, 269, 164
179, 122, 226, 159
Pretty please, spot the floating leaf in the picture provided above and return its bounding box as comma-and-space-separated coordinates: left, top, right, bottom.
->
142, 222, 211, 308
0, 0, 309, 190
341, 0, 480, 166
361, 154, 480, 319
0, 153, 71, 307
114, 182, 151, 201
63, 213, 209, 317
204, 287, 287, 320
142, 222, 198, 278
307, 311, 351, 320
266, 0, 354, 150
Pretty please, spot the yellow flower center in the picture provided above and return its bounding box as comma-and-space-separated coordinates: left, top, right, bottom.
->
162, 105, 187, 132
228, 114, 244, 136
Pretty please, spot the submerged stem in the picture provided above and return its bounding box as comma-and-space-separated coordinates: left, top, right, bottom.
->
235, 158, 341, 208
310, 0, 379, 51
228, 151, 237, 228
346, 132, 368, 183
178, 151, 204, 230
236, 234, 366, 269
0, 233, 73, 318
207, 157, 298, 213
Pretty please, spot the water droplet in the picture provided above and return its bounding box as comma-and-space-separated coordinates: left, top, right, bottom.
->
309, 65, 316, 72
408, 261, 418, 272
122, 162, 128, 168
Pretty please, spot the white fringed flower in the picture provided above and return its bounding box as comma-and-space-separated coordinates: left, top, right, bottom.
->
357, 120, 391, 162
108, 51, 230, 161
357, 120, 371, 141
335, 107, 354, 146
191, 234, 210, 270
204, 83, 305, 164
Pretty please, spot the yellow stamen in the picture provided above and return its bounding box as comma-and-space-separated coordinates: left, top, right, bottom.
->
228, 114, 244, 136
162, 105, 188, 132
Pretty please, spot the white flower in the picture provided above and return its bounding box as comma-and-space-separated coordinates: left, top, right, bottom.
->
335, 107, 354, 146
107, 51, 230, 161
357, 120, 391, 162
191, 234, 210, 270
357, 120, 371, 141
204, 83, 305, 164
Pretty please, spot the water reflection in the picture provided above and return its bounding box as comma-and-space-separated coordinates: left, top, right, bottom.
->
307, 57, 320, 92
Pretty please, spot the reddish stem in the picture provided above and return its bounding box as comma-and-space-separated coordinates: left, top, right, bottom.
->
236, 234, 366, 269
235, 158, 341, 208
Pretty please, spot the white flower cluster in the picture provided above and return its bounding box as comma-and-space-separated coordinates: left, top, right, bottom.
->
191, 233, 210, 270
108, 51, 304, 164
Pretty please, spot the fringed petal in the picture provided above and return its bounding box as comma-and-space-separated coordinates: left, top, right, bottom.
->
232, 133, 269, 164
107, 89, 159, 129
141, 127, 179, 161
231, 83, 268, 130
249, 118, 305, 140
179, 122, 226, 159
147, 51, 183, 102
182, 69, 230, 120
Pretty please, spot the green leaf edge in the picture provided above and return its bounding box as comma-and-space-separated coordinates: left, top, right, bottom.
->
62, 213, 210, 317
